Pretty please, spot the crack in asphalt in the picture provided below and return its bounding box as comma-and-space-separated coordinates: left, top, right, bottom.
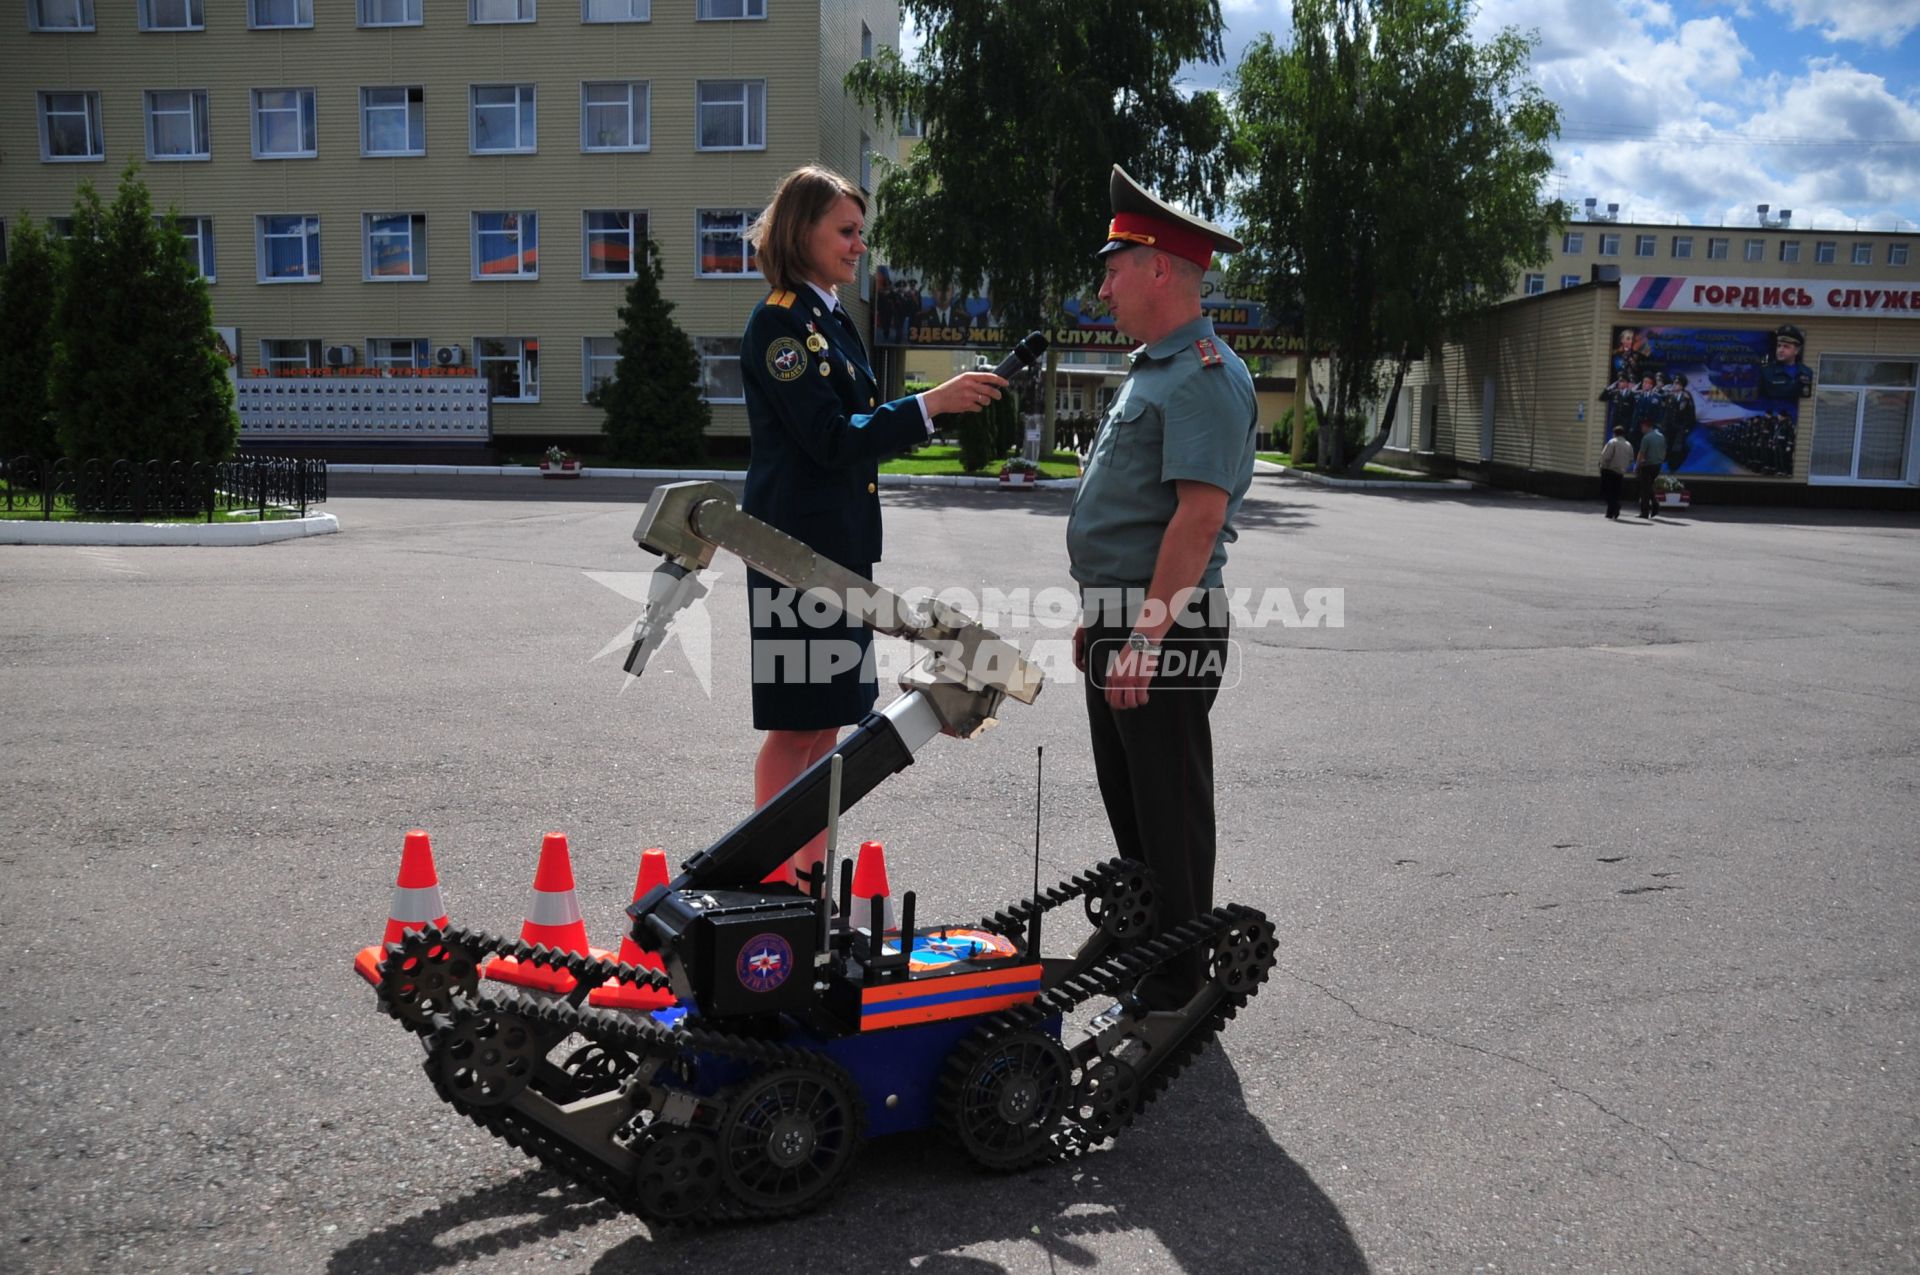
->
1285, 970, 1723, 1176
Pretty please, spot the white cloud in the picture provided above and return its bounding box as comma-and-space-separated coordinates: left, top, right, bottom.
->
1765, 0, 1920, 46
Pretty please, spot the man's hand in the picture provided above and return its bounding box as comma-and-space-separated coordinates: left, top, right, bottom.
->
1072, 623, 1088, 673
1103, 640, 1158, 711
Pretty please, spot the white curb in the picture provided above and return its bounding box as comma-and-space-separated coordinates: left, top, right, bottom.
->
0, 511, 340, 547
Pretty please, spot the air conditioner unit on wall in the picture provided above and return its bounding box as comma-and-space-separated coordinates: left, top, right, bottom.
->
434, 344, 465, 368
324, 344, 357, 368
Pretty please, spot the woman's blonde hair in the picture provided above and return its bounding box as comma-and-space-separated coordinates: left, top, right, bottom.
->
748, 166, 866, 294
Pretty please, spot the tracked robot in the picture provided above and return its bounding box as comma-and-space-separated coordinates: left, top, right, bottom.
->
367, 481, 1276, 1223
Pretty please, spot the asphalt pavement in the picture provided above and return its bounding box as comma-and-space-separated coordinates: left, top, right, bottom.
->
1, 474, 1915, 1274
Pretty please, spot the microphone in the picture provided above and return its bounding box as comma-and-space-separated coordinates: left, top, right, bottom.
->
990, 331, 1049, 379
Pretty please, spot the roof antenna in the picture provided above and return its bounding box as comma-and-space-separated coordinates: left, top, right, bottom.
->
1028, 745, 1044, 958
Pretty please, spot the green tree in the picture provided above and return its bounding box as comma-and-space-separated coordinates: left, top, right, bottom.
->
1227, 0, 1564, 474
0, 216, 60, 460
596, 237, 710, 465
50, 165, 238, 463
848, 0, 1234, 451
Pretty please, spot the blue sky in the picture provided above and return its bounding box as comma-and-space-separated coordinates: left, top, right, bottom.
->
1189, 0, 1920, 231
908, 1, 1920, 233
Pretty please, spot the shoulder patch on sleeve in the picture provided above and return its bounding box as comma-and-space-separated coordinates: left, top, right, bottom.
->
765, 290, 796, 309
1195, 337, 1223, 368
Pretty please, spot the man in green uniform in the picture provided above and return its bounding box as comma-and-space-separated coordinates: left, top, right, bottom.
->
1067, 166, 1258, 1010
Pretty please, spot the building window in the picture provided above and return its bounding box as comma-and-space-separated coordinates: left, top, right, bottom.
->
471, 85, 536, 153
584, 336, 619, 398
1561, 231, 1583, 254
1523, 273, 1544, 296
1707, 237, 1729, 260
696, 209, 759, 277
1852, 243, 1873, 266
582, 81, 648, 151
899, 109, 921, 138
1560, 274, 1581, 290
1672, 236, 1693, 259
698, 0, 763, 17
1598, 233, 1619, 256
471, 0, 534, 21
1815, 241, 1835, 264
365, 212, 427, 279
860, 20, 872, 59
1892, 244, 1911, 266
29, 0, 93, 30
362, 86, 425, 155
1779, 240, 1801, 264
38, 92, 104, 161
1744, 238, 1764, 262
584, 0, 648, 17
698, 336, 743, 401
475, 337, 538, 401
1810, 356, 1917, 485
161, 214, 216, 279
366, 337, 429, 369
1634, 234, 1656, 257
473, 212, 538, 278
257, 214, 321, 281
360, 0, 422, 26
141, 0, 204, 30
250, 0, 312, 28
859, 131, 871, 190
47, 217, 77, 241
584, 211, 645, 277
696, 80, 765, 150
260, 338, 321, 372
146, 90, 210, 160
252, 89, 317, 158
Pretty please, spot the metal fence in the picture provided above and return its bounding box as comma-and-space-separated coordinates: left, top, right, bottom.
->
0, 455, 328, 522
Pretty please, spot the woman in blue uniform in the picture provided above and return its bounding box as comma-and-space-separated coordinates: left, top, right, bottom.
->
741, 166, 1006, 884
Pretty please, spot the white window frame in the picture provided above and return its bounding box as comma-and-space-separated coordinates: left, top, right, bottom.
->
1851, 243, 1873, 266
696, 208, 759, 278
1707, 237, 1729, 260
1815, 241, 1836, 264
1779, 240, 1801, 264
583, 0, 648, 18
695, 80, 765, 151
1810, 356, 1918, 487
1523, 273, 1544, 296
1634, 234, 1656, 257
1891, 244, 1911, 266
249, 0, 313, 29
1561, 231, 1583, 253
697, 336, 743, 402
470, 0, 535, 22
39, 91, 104, 162
471, 84, 537, 154
1559, 274, 1581, 290
256, 213, 321, 283
472, 211, 539, 279
697, 0, 763, 18
361, 86, 425, 156
366, 337, 429, 370
475, 336, 539, 401
160, 213, 216, 280
581, 81, 649, 152
359, 0, 422, 25
1672, 235, 1693, 260
1744, 238, 1764, 262
583, 336, 619, 399
364, 212, 428, 281
141, 0, 204, 30
260, 338, 322, 372
145, 89, 210, 161
29, 0, 93, 30
1598, 233, 1620, 256
583, 210, 646, 278
252, 88, 318, 159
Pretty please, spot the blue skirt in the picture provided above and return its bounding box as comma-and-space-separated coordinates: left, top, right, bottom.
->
746, 567, 878, 731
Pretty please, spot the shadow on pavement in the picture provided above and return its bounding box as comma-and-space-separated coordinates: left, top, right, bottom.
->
327, 1175, 623, 1274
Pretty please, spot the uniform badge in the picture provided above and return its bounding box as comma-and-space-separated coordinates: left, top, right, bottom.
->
737, 933, 793, 993
818, 361, 832, 377
1196, 337, 1223, 368
767, 336, 807, 382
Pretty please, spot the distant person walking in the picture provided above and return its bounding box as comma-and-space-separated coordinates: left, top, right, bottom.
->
1599, 424, 1634, 520
1635, 418, 1669, 519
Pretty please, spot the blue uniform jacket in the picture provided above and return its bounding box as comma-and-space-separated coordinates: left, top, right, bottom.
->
740, 289, 926, 571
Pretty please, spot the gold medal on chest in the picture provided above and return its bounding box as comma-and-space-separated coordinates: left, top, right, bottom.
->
804, 323, 828, 354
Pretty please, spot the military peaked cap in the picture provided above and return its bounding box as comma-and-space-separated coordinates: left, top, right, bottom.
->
1098, 165, 1243, 269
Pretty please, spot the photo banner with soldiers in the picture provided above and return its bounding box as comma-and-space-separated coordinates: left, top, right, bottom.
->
871, 263, 1304, 357
1600, 325, 1805, 478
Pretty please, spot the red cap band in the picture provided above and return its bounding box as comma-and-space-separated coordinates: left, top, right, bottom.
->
1106, 211, 1214, 269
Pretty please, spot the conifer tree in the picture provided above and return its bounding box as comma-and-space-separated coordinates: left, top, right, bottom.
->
0, 217, 60, 460
596, 237, 710, 465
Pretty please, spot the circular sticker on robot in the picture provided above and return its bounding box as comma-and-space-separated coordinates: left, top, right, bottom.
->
737, 933, 794, 993
897, 928, 1020, 972
767, 337, 806, 382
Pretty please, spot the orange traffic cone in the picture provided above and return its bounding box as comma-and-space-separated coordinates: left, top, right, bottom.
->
483, 832, 612, 994
851, 840, 894, 936
354, 829, 451, 986
589, 848, 677, 1012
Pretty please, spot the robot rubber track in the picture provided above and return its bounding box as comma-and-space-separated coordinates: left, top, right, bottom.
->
376, 858, 1276, 1225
